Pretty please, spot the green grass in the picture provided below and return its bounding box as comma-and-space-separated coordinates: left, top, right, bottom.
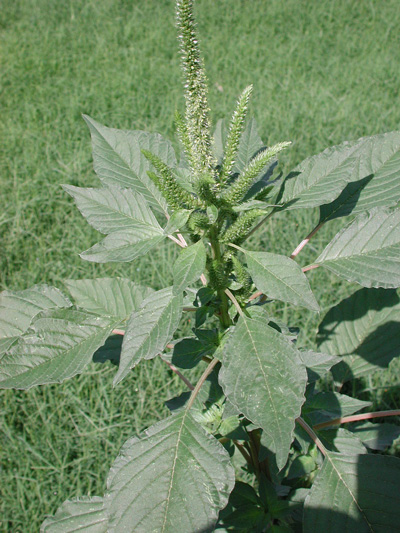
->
1, 0, 400, 530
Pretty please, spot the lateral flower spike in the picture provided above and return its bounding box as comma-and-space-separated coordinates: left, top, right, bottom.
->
222, 141, 291, 206
176, 0, 214, 177
142, 149, 199, 210
219, 85, 253, 184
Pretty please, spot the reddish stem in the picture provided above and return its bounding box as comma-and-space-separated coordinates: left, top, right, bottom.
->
313, 410, 400, 430
290, 223, 323, 259
296, 417, 327, 457
302, 264, 320, 273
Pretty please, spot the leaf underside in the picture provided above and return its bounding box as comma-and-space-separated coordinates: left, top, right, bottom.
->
41, 497, 107, 533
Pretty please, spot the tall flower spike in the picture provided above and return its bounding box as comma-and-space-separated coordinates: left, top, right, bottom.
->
222, 141, 291, 206
176, 0, 214, 176
219, 85, 253, 185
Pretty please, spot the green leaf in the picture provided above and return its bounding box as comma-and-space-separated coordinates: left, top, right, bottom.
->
244, 250, 319, 311
80, 228, 165, 263
212, 118, 228, 165
41, 497, 107, 532
304, 392, 371, 426
65, 278, 153, 319
0, 309, 116, 389
233, 118, 264, 174
317, 288, 400, 383
173, 241, 207, 294
170, 337, 213, 369
349, 421, 400, 451
114, 287, 183, 385
315, 207, 400, 288
279, 138, 362, 209
163, 209, 191, 235
92, 334, 122, 366
304, 452, 400, 532
0, 285, 71, 355
219, 315, 307, 469
83, 115, 177, 213
319, 131, 400, 222
299, 350, 342, 383
104, 411, 235, 532
318, 428, 367, 455
63, 185, 163, 234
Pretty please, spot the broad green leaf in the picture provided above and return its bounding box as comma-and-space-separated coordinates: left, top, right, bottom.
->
41, 497, 107, 533
219, 315, 307, 469
163, 209, 191, 235
299, 350, 342, 383
114, 287, 183, 385
170, 337, 213, 369
349, 421, 400, 451
63, 185, 162, 234
0, 309, 116, 389
317, 288, 400, 383
304, 392, 371, 426
318, 428, 367, 455
233, 118, 264, 174
304, 452, 400, 532
173, 240, 207, 294
80, 228, 164, 263
244, 250, 319, 311
83, 115, 176, 213
0, 285, 71, 355
279, 138, 362, 209
319, 131, 400, 222
65, 278, 153, 319
315, 207, 400, 288
104, 410, 235, 533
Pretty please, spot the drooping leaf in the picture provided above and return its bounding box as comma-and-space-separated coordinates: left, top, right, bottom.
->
244, 250, 320, 311
304, 452, 400, 532
114, 287, 183, 385
104, 410, 235, 533
315, 207, 400, 288
83, 115, 177, 213
0, 309, 116, 389
299, 350, 342, 383
41, 497, 107, 533
233, 118, 265, 174
63, 185, 163, 234
173, 240, 207, 294
349, 421, 400, 451
65, 278, 153, 319
0, 285, 71, 355
80, 228, 165, 263
317, 287, 400, 383
319, 130, 400, 222
219, 315, 307, 469
303, 392, 371, 426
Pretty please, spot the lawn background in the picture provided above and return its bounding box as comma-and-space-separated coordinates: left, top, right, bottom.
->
1, 0, 400, 530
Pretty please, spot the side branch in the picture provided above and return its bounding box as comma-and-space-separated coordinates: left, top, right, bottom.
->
313, 410, 400, 430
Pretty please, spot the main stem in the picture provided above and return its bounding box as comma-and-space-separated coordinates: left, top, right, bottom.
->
209, 226, 231, 328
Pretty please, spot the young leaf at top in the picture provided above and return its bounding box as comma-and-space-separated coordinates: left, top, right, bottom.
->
63, 185, 163, 235
105, 410, 235, 533
315, 207, 400, 288
0, 285, 71, 355
80, 227, 165, 263
319, 130, 400, 222
163, 209, 192, 235
0, 309, 117, 390
243, 249, 319, 311
173, 240, 207, 294
233, 117, 265, 174
219, 314, 307, 470
64, 278, 153, 320
83, 115, 176, 213
317, 287, 400, 384
114, 287, 183, 386
41, 497, 107, 533
303, 452, 400, 532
